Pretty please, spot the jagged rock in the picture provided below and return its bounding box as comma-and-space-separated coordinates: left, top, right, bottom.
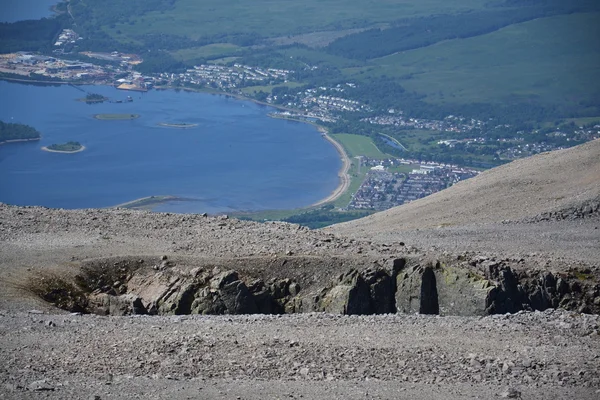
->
362, 268, 395, 314
88, 293, 146, 316
220, 279, 258, 314
396, 264, 424, 314
190, 287, 226, 315
318, 270, 371, 315
396, 262, 495, 316
210, 270, 239, 290
485, 266, 526, 314
435, 265, 494, 316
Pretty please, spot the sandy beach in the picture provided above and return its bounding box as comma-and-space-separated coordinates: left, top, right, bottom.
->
41, 145, 86, 154
312, 127, 351, 207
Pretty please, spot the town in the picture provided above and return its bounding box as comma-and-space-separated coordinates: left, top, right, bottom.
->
347, 158, 479, 210
1, 45, 599, 213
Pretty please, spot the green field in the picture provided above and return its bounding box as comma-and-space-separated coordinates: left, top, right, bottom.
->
366, 13, 600, 106
241, 82, 303, 96
332, 133, 390, 159
171, 43, 241, 62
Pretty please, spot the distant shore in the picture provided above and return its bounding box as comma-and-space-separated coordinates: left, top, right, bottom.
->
0, 137, 40, 146
312, 128, 351, 207
112, 195, 180, 209
41, 145, 86, 154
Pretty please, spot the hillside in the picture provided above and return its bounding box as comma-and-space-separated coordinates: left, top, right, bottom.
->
1, 142, 600, 398
329, 139, 600, 231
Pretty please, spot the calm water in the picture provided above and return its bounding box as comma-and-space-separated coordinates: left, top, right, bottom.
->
1, 0, 59, 22
0, 81, 340, 213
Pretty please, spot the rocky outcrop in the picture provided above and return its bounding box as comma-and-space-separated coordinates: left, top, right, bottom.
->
83, 265, 303, 316
396, 261, 494, 316
88, 292, 147, 316
484, 263, 600, 315
36, 256, 600, 317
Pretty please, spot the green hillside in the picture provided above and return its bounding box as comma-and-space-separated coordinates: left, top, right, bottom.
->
90, 0, 488, 40
367, 13, 600, 108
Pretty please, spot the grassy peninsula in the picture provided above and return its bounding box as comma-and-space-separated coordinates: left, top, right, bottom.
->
0, 121, 41, 145
43, 141, 85, 153
94, 114, 140, 120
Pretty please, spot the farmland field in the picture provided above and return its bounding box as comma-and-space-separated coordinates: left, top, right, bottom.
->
332, 134, 390, 159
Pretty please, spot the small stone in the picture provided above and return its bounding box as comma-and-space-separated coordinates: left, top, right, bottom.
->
160, 255, 168, 261
500, 387, 521, 398
28, 379, 54, 391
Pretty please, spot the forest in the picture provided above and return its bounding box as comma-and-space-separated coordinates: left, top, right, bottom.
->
0, 121, 41, 143
0, 14, 71, 53
325, 0, 600, 60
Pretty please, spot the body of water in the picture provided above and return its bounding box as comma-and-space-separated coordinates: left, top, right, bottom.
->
0, 81, 341, 214
1, 0, 59, 22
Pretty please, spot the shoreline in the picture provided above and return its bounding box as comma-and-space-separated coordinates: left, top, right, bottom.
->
156, 85, 353, 208
0, 137, 40, 146
4, 80, 353, 211
41, 145, 86, 154
311, 127, 351, 207
112, 195, 180, 209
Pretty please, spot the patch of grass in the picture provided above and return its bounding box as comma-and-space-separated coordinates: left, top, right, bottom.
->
209, 57, 241, 65
241, 82, 303, 96
333, 168, 367, 209
565, 117, 600, 126
170, 43, 241, 62
332, 133, 390, 159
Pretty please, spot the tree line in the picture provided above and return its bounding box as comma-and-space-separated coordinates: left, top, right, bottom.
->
325, 1, 600, 60
0, 121, 41, 143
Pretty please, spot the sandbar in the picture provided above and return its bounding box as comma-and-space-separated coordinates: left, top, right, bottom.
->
41, 145, 86, 154
94, 114, 140, 121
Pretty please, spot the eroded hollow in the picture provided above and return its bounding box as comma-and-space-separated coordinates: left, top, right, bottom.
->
28, 255, 600, 317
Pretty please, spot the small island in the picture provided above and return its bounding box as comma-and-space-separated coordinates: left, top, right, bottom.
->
0, 120, 41, 145
94, 113, 140, 120
79, 93, 108, 104
42, 141, 85, 153
157, 122, 198, 129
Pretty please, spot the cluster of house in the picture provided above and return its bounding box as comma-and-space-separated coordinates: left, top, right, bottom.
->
265, 84, 368, 121
362, 113, 485, 133
162, 64, 293, 89
53, 29, 80, 49
348, 160, 478, 211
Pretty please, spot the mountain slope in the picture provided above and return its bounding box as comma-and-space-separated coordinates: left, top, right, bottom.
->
327, 140, 600, 263
330, 139, 600, 233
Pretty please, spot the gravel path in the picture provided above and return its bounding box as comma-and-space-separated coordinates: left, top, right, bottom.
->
1, 310, 599, 399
